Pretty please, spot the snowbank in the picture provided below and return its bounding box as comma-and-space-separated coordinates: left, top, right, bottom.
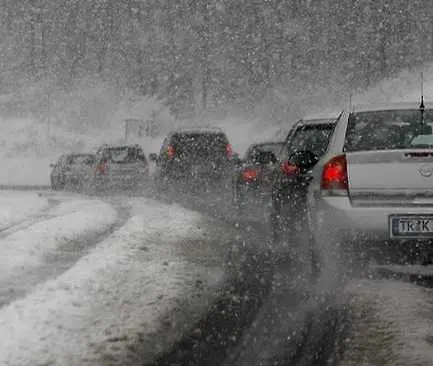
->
0, 199, 117, 282
0, 191, 48, 230
0, 198, 227, 366
341, 279, 433, 366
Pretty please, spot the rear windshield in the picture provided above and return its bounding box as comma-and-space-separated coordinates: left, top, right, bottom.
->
103, 147, 146, 163
171, 133, 229, 155
245, 143, 283, 160
283, 124, 335, 159
66, 155, 94, 165
344, 109, 433, 152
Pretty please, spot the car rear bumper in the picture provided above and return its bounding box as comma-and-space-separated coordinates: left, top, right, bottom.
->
311, 195, 433, 254
94, 174, 148, 189
165, 161, 232, 177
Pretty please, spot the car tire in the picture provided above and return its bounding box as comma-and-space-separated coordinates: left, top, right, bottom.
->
77, 178, 90, 194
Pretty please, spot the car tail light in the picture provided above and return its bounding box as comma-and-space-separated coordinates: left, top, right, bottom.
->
95, 161, 108, 175
321, 154, 348, 192
242, 167, 259, 181
280, 161, 300, 176
167, 145, 175, 159
226, 144, 233, 158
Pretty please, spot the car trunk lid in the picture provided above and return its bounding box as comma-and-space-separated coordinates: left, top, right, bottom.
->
347, 150, 433, 206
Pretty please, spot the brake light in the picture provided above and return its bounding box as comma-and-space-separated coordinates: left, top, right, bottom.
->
167, 145, 175, 159
226, 144, 233, 158
242, 167, 259, 181
280, 161, 300, 176
95, 161, 108, 175
321, 154, 348, 191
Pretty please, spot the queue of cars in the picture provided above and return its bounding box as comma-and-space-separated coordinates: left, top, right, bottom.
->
51, 101, 433, 277
50, 144, 150, 193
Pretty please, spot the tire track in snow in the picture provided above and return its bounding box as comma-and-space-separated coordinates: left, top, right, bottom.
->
0, 197, 59, 237
146, 181, 345, 366
0, 196, 131, 308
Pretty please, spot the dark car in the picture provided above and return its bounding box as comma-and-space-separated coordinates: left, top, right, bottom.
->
270, 112, 343, 242
90, 144, 149, 193
150, 127, 234, 188
233, 141, 283, 211
50, 153, 95, 191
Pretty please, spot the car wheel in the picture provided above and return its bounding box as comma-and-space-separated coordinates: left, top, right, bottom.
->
51, 180, 58, 191
77, 178, 90, 194
51, 178, 64, 191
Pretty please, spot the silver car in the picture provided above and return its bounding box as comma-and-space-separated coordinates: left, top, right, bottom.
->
91, 144, 150, 193
306, 102, 433, 277
50, 153, 96, 191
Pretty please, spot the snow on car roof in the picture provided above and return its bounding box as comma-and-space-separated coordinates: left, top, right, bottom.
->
97, 144, 142, 150
170, 126, 225, 134
301, 110, 343, 122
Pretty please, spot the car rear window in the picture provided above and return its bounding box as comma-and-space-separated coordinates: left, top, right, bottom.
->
103, 147, 146, 163
344, 109, 433, 152
66, 155, 93, 165
245, 143, 283, 160
171, 133, 229, 156
284, 123, 335, 159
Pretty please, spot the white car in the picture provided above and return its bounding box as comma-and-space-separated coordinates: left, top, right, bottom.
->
306, 102, 433, 280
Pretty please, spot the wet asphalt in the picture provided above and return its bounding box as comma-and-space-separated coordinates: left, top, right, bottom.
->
146, 179, 347, 366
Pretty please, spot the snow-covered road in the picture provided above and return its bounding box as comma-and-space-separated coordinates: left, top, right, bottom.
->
0, 191, 233, 366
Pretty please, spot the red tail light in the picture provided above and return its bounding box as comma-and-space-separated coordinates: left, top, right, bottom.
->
226, 144, 233, 158
321, 154, 348, 191
280, 161, 300, 176
242, 167, 259, 181
95, 161, 108, 175
167, 145, 175, 159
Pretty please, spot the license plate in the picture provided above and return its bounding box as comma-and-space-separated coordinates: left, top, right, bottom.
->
389, 215, 433, 238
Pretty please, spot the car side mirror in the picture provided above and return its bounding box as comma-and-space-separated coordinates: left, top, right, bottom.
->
288, 150, 319, 171
148, 153, 158, 163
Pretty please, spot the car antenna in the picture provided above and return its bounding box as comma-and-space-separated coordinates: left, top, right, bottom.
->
420, 71, 425, 126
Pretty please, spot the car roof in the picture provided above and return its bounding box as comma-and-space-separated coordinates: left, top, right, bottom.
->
296, 117, 340, 127
170, 126, 225, 135
300, 110, 343, 122
350, 101, 433, 113
97, 144, 142, 150
65, 153, 94, 157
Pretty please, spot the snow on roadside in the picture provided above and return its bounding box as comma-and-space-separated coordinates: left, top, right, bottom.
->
0, 156, 53, 186
0, 199, 117, 281
0, 191, 48, 230
341, 279, 433, 366
0, 198, 227, 366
